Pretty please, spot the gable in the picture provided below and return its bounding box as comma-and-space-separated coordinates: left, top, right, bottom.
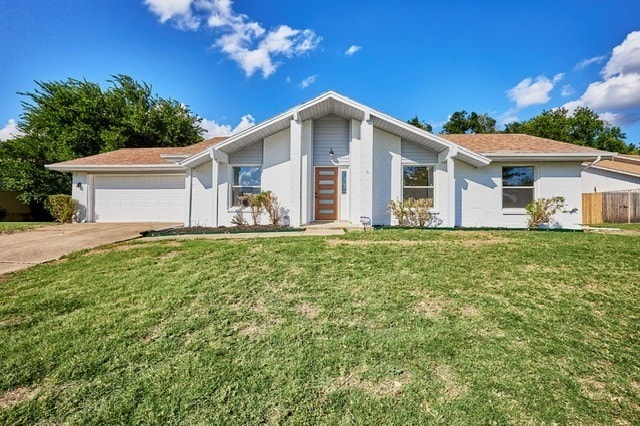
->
313, 115, 349, 166
401, 140, 438, 164
229, 141, 263, 164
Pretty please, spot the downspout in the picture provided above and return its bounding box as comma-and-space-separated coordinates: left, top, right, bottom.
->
583, 155, 602, 170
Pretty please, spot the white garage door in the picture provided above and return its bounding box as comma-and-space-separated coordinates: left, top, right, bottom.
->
93, 175, 184, 222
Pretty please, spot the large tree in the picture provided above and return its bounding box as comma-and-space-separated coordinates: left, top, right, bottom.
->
442, 110, 497, 134
504, 107, 636, 153
407, 116, 433, 132
0, 75, 204, 215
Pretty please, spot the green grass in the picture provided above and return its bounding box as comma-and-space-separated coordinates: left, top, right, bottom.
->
590, 223, 640, 231
1, 230, 639, 424
0, 222, 55, 234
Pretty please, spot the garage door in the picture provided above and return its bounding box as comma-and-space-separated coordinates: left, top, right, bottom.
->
93, 175, 184, 222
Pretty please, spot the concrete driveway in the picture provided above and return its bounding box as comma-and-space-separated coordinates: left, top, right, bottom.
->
0, 222, 178, 276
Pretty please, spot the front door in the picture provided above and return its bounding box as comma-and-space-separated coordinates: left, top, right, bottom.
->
314, 167, 338, 220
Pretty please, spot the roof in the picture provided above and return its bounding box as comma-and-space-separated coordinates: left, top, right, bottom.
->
46, 92, 614, 171
589, 154, 640, 178
181, 91, 492, 168
46, 137, 227, 171
441, 133, 608, 154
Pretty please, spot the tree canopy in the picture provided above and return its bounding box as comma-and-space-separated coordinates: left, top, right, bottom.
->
442, 110, 497, 134
504, 107, 636, 153
407, 116, 433, 132
0, 75, 204, 215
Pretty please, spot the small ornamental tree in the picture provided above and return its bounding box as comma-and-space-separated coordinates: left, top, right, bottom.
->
388, 198, 434, 227
525, 196, 572, 228
257, 191, 282, 225
388, 199, 410, 226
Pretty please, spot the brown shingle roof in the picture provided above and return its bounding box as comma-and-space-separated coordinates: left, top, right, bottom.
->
50, 137, 228, 166
592, 155, 640, 177
441, 133, 606, 154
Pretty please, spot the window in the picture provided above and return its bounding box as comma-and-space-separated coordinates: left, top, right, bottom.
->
341, 170, 347, 194
403, 166, 434, 201
231, 166, 261, 207
502, 166, 534, 209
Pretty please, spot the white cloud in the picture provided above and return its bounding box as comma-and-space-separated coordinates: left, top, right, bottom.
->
144, 0, 199, 30
598, 111, 640, 126
507, 73, 563, 108
143, 0, 322, 77
0, 119, 24, 141
200, 114, 255, 138
345, 45, 361, 56
602, 31, 640, 78
561, 84, 575, 97
299, 74, 317, 89
578, 73, 640, 111
498, 108, 519, 127
562, 31, 640, 127
574, 55, 607, 71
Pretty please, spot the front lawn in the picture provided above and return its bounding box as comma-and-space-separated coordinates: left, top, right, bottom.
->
0, 222, 54, 234
1, 230, 638, 424
590, 223, 640, 231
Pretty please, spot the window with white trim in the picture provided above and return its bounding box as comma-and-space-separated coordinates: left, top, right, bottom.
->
231, 166, 261, 207
502, 166, 534, 209
403, 166, 434, 201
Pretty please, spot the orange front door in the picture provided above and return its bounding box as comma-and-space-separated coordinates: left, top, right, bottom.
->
314, 167, 338, 220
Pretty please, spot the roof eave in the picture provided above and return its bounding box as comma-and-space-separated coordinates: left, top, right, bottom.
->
182, 90, 493, 168
45, 164, 186, 173
485, 152, 616, 162
587, 165, 640, 178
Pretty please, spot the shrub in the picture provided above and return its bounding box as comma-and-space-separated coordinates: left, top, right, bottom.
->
257, 191, 282, 225
47, 194, 76, 223
231, 213, 249, 226
388, 199, 410, 226
525, 196, 568, 228
237, 193, 263, 225
388, 198, 434, 227
410, 197, 433, 227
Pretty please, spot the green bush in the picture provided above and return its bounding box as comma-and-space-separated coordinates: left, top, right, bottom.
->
47, 194, 76, 223
525, 196, 567, 228
257, 191, 282, 225
388, 198, 434, 227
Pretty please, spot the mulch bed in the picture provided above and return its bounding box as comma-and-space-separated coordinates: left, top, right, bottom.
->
141, 225, 305, 237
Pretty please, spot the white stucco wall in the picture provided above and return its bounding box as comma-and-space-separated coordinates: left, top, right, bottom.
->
263, 128, 292, 224
301, 119, 313, 225
582, 168, 640, 193
211, 130, 293, 227
71, 172, 89, 222
455, 161, 584, 228
190, 162, 213, 226
372, 128, 402, 225
348, 119, 362, 224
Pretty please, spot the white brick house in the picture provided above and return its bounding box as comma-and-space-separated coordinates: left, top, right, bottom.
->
48, 91, 614, 229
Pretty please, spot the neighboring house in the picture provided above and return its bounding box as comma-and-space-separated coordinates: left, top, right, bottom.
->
47, 91, 614, 229
0, 179, 31, 221
582, 155, 640, 193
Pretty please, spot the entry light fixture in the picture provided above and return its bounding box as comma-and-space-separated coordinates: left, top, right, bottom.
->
329, 147, 335, 158
76, 182, 82, 189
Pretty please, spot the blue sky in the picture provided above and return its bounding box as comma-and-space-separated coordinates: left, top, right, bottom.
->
1, 0, 640, 145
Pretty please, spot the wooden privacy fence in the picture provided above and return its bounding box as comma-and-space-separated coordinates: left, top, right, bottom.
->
582, 191, 640, 224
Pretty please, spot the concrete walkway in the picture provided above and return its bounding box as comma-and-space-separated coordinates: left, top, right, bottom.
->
0, 222, 177, 276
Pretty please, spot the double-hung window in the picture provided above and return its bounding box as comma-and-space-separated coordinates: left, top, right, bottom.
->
231, 166, 261, 207
502, 166, 534, 209
403, 166, 434, 201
